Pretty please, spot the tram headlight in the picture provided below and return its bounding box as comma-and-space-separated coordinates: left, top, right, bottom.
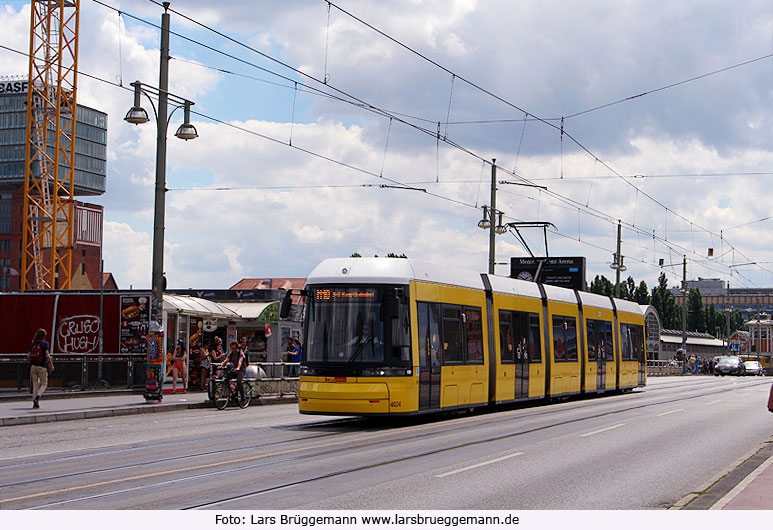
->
300, 366, 318, 376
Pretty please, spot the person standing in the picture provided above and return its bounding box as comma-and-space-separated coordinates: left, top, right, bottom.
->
288, 338, 302, 377
239, 336, 250, 364
199, 341, 211, 391
171, 340, 187, 392
29, 328, 54, 409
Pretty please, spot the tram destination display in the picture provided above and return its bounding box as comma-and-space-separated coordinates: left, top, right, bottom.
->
510, 257, 587, 291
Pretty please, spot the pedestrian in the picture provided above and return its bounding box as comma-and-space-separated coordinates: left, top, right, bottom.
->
225, 340, 247, 402
289, 338, 302, 377
199, 341, 211, 391
28, 328, 54, 409
239, 335, 250, 364
171, 339, 187, 392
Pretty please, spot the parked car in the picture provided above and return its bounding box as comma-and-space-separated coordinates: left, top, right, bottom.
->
715, 356, 745, 376
743, 360, 764, 376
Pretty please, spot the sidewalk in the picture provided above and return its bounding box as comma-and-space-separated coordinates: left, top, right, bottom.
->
0, 389, 296, 427
674, 438, 773, 510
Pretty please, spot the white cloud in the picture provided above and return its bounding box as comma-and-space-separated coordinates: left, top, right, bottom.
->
2, 0, 772, 293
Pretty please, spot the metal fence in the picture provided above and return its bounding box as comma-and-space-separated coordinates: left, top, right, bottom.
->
0, 355, 301, 395
646, 359, 685, 376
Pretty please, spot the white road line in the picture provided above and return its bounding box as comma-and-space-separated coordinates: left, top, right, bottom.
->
579, 423, 626, 437
435, 452, 524, 478
656, 408, 684, 417
704, 400, 722, 406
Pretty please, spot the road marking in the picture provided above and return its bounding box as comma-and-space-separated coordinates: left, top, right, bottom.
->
435, 452, 524, 478
704, 400, 722, 406
579, 423, 626, 437
656, 409, 684, 417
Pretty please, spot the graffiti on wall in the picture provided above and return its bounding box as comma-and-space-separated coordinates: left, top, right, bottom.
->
57, 315, 101, 354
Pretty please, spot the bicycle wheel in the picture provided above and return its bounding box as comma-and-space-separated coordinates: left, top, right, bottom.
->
214, 380, 229, 410
238, 385, 251, 409
207, 378, 215, 401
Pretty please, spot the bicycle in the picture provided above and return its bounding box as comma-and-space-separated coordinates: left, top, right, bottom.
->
213, 366, 251, 410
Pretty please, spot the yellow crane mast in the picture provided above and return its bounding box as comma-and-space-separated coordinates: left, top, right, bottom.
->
21, 0, 80, 291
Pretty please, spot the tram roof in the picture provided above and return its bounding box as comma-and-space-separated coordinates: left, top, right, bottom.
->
306, 257, 484, 289
306, 258, 643, 316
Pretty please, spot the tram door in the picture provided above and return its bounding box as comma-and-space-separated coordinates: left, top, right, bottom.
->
588, 319, 611, 391
598, 321, 613, 391
515, 347, 529, 399
418, 302, 441, 410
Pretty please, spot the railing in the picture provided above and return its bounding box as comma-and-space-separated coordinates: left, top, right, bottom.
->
0, 353, 146, 392
247, 362, 300, 398
0, 355, 302, 395
646, 359, 685, 376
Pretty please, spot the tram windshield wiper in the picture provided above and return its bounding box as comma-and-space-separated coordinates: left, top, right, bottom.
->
343, 335, 373, 369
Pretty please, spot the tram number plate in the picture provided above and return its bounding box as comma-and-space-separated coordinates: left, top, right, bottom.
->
325, 377, 347, 383
390, 401, 401, 408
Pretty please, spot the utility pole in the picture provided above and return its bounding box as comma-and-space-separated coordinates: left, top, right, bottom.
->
610, 220, 625, 297
726, 280, 730, 356
681, 255, 687, 360
614, 221, 622, 297
488, 159, 497, 275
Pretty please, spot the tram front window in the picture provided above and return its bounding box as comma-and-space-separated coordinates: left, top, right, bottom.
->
306, 285, 410, 368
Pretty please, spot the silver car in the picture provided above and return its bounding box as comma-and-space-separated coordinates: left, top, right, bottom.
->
743, 360, 764, 376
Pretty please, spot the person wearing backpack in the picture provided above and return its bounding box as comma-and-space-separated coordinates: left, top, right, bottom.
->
29, 328, 54, 409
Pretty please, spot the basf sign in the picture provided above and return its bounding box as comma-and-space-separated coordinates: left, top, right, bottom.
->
0, 79, 28, 94
510, 257, 587, 291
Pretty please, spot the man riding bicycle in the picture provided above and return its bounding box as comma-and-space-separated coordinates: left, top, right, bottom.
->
225, 340, 247, 402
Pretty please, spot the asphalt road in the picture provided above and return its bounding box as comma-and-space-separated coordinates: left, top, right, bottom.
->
1, 376, 771, 510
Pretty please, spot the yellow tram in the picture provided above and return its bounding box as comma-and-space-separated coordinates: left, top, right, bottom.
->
293, 257, 646, 416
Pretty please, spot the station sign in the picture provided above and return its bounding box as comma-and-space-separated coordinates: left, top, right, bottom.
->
510, 256, 587, 291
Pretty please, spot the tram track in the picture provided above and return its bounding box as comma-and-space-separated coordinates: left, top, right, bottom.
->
3, 377, 767, 509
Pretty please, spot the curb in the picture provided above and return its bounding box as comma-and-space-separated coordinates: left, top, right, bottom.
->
0, 395, 298, 427
672, 440, 773, 510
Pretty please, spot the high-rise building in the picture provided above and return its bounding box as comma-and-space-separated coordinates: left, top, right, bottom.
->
0, 75, 108, 291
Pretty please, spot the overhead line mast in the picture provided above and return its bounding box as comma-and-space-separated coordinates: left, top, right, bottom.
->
21, 0, 80, 291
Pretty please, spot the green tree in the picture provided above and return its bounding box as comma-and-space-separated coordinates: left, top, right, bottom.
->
350, 252, 362, 258
589, 275, 614, 296
687, 288, 705, 333
650, 273, 680, 329
633, 280, 651, 305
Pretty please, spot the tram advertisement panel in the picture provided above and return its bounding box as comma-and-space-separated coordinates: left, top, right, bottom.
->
120, 295, 149, 354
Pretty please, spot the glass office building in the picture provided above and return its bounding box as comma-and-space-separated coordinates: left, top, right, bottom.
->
0, 76, 108, 291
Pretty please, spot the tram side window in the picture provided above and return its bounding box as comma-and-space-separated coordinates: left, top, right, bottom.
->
603, 321, 614, 361
586, 320, 598, 360
621, 323, 645, 362
587, 319, 614, 361
442, 307, 463, 363
528, 315, 542, 362
464, 308, 484, 363
418, 302, 442, 367
499, 311, 514, 364
499, 310, 542, 363
552, 315, 578, 362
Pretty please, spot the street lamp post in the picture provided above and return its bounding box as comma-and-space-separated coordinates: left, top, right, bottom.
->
124, 2, 197, 400
477, 159, 507, 275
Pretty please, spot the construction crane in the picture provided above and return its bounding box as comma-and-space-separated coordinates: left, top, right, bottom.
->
21, 0, 80, 291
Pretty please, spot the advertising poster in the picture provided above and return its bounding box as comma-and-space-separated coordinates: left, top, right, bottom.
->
120, 295, 149, 354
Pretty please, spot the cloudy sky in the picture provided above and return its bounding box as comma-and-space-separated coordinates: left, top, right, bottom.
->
1, 0, 771, 291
